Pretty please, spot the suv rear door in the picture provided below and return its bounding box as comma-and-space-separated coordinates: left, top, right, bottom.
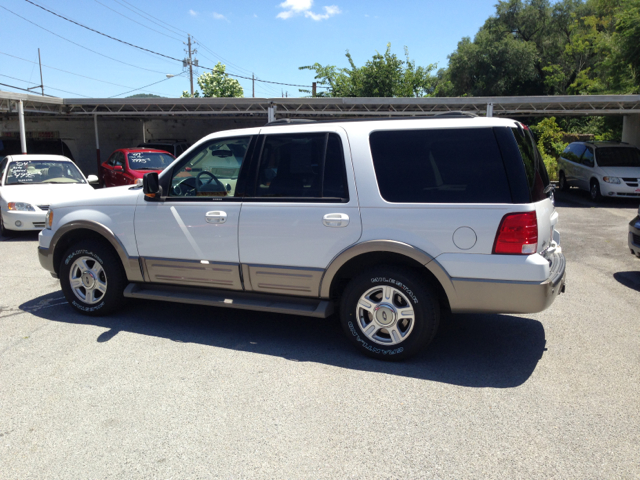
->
238, 126, 361, 297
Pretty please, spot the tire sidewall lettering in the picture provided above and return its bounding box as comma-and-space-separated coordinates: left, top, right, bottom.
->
65, 249, 104, 266
370, 277, 418, 304
347, 321, 404, 356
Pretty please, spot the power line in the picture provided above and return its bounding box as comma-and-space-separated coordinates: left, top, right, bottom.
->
114, 0, 189, 36
0, 73, 89, 97
0, 51, 166, 95
24, 0, 182, 63
0, 5, 169, 75
12, 1, 329, 93
110, 72, 184, 98
93, 0, 184, 42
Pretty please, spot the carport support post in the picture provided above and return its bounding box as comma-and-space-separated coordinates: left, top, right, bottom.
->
622, 114, 640, 149
142, 120, 146, 143
486, 102, 494, 118
94, 114, 100, 173
267, 103, 277, 123
18, 100, 27, 154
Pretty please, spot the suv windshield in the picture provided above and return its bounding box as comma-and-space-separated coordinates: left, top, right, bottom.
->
596, 147, 640, 167
5, 160, 85, 185
127, 152, 174, 171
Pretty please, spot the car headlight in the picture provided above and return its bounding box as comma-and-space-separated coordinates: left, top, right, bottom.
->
8, 202, 36, 211
603, 176, 621, 184
45, 209, 53, 229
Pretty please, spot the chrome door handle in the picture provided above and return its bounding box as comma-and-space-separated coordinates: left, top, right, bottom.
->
323, 213, 349, 228
205, 211, 227, 224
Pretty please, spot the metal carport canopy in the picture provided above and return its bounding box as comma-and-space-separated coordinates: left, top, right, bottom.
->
2, 91, 640, 118
58, 94, 640, 118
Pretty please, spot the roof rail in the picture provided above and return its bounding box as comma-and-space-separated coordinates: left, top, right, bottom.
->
433, 111, 478, 118
265, 118, 318, 126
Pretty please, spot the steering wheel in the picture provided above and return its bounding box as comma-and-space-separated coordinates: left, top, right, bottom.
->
196, 171, 225, 192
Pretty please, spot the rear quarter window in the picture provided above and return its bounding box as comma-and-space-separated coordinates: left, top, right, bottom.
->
512, 126, 550, 202
369, 128, 512, 203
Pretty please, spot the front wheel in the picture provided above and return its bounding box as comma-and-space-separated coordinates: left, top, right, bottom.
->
59, 240, 127, 316
590, 179, 602, 202
559, 172, 569, 192
339, 266, 440, 361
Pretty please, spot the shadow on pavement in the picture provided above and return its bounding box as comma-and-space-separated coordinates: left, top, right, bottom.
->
21, 291, 547, 389
0, 231, 39, 242
613, 271, 640, 292
554, 189, 640, 209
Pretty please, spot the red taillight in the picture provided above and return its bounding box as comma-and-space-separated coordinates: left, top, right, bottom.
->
493, 211, 538, 255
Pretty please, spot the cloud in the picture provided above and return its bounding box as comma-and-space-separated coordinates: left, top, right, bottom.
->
277, 0, 341, 21
212, 12, 229, 22
189, 9, 198, 16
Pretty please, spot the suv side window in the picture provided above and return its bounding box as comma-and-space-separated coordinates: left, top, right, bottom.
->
512, 127, 550, 202
169, 137, 251, 198
252, 133, 348, 201
114, 152, 125, 167
370, 128, 511, 203
581, 146, 594, 167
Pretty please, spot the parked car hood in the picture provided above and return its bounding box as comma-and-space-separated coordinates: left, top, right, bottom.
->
0, 183, 96, 206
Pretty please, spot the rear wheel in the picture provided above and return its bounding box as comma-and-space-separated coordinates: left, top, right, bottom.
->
339, 266, 440, 361
590, 179, 602, 202
59, 240, 127, 316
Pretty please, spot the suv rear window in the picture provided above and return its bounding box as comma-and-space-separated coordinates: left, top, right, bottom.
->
369, 128, 512, 203
596, 147, 640, 167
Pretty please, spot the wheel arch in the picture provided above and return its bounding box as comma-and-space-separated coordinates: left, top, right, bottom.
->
51, 220, 143, 282
320, 240, 454, 312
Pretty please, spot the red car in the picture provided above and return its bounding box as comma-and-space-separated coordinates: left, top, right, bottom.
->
100, 148, 175, 187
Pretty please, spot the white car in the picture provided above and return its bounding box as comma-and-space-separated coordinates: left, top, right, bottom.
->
557, 142, 640, 201
0, 154, 98, 235
38, 115, 566, 360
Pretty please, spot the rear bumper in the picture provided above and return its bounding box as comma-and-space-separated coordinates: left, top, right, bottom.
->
629, 215, 640, 258
449, 250, 566, 314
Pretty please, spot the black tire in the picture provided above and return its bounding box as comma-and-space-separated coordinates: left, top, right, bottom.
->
59, 239, 127, 316
559, 172, 569, 192
339, 266, 440, 361
590, 179, 602, 202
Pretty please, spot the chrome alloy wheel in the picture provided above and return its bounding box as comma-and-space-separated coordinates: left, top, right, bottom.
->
68, 256, 107, 305
356, 285, 415, 345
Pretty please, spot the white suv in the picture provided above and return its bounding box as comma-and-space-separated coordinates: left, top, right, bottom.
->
38, 115, 566, 360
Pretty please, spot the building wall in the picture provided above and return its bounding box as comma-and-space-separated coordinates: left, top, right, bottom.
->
0, 116, 264, 175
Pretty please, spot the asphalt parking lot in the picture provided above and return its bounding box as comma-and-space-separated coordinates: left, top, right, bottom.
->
1, 189, 639, 479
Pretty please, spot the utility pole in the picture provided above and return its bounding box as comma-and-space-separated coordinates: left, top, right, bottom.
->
38, 49, 44, 96
27, 48, 45, 96
252, 73, 255, 98
188, 35, 194, 96
312, 82, 316, 97
183, 35, 198, 96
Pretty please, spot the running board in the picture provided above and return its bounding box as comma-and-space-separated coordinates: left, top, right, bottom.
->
123, 283, 334, 318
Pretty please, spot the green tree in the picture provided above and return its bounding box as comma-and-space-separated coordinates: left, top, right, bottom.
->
300, 44, 437, 97
181, 62, 244, 98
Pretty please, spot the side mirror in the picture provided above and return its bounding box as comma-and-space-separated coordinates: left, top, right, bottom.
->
87, 175, 99, 185
114, 165, 124, 171
143, 172, 161, 199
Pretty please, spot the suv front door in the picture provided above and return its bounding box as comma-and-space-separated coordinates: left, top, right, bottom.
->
134, 135, 253, 289
238, 128, 362, 297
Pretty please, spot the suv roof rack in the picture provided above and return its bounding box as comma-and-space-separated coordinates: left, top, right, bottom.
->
265, 119, 318, 126
433, 111, 478, 118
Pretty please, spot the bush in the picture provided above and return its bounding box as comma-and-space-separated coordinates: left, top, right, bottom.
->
530, 117, 567, 181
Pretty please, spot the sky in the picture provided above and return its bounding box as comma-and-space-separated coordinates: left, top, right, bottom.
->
0, 0, 501, 99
